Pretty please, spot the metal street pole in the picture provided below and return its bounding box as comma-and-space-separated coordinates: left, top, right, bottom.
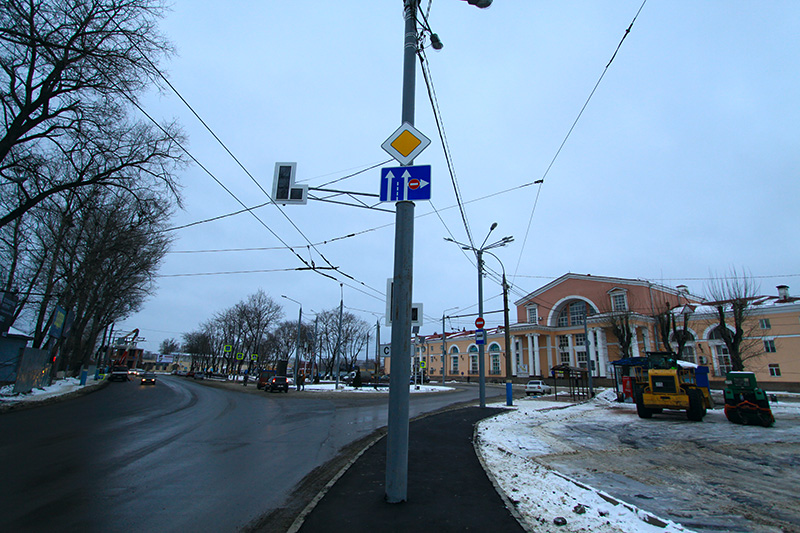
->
385, 0, 417, 504
584, 315, 594, 397
282, 295, 303, 389
386, 0, 492, 504
502, 272, 513, 406
376, 319, 381, 382
441, 315, 447, 385
484, 251, 513, 406
477, 249, 486, 407
312, 314, 319, 383
335, 285, 344, 389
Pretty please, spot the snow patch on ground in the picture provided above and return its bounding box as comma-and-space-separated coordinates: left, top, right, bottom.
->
477, 389, 693, 533
302, 382, 450, 394
0, 377, 97, 404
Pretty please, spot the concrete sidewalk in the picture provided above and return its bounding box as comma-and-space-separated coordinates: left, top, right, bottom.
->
293, 406, 527, 532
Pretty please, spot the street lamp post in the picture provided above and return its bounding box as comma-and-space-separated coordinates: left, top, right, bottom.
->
445, 223, 513, 408
282, 295, 303, 390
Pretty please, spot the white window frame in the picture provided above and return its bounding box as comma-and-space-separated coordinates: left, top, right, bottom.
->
609, 290, 628, 312
764, 339, 776, 353
769, 363, 781, 377
759, 318, 771, 329
526, 305, 538, 324
491, 354, 500, 375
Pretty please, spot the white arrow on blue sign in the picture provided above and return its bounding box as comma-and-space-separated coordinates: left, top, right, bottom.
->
379, 165, 431, 202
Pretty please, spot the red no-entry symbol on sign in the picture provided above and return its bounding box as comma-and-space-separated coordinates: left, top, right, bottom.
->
408, 178, 420, 190
475, 317, 485, 329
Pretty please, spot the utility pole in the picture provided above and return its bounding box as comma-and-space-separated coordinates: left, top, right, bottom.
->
335, 284, 344, 389
294, 304, 302, 389
375, 319, 381, 384
502, 272, 513, 406
476, 249, 486, 407
584, 315, 594, 397
312, 315, 319, 383
385, 0, 417, 504
441, 315, 447, 385
386, 0, 492, 505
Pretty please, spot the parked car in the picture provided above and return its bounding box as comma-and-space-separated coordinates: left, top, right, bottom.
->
109, 366, 130, 382
256, 371, 274, 390
140, 372, 157, 385
265, 376, 289, 393
525, 380, 552, 396
193, 372, 205, 380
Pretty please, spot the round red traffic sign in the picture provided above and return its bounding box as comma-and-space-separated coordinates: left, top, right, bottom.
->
475, 317, 485, 329
408, 178, 420, 190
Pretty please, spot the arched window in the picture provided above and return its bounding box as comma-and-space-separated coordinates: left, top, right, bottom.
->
468, 345, 478, 352
489, 343, 501, 352
556, 300, 588, 327
449, 345, 459, 354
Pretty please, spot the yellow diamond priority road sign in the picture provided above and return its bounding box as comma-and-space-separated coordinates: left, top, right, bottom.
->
381, 122, 431, 166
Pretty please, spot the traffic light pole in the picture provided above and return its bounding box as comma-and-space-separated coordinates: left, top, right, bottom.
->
385, 0, 417, 504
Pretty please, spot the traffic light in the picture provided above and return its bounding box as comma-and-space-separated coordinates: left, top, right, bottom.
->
271, 162, 307, 205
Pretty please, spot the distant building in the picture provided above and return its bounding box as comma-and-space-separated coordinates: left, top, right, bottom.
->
384, 273, 800, 390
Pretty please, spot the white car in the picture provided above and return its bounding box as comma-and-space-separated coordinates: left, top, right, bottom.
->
525, 380, 552, 396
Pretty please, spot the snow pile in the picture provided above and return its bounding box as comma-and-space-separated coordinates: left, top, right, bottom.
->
302, 382, 450, 394
0, 377, 93, 404
477, 391, 692, 533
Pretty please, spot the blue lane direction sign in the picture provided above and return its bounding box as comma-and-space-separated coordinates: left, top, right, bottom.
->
380, 165, 431, 202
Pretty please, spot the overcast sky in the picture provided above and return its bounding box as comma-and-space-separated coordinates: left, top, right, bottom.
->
117, 1, 800, 353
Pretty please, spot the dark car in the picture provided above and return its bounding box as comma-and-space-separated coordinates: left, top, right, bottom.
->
109, 366, 130, 382
256, 371, 274, 390
193, 372, 205, 380
266, 376, 289, 393
140, 372, 157, 385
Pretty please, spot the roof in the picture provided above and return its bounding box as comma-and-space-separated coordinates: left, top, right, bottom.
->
513, 273, 687, 307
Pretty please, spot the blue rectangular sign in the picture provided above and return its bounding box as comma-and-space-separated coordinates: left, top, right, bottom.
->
380, 165, 431, 202
475, 329, 486, 345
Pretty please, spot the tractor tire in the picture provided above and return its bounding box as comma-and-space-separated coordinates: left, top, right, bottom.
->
687, 389, 705, 421
725, 405, 744, 424
756, 400, 775, 427
635, 393, 652, 419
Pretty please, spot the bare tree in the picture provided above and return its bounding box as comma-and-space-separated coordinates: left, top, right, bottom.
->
160, 338, 179, 354
0, 0, 185, 227
341, 313, 370, 371
706, 268, 762, 372
606, 310, 635, 359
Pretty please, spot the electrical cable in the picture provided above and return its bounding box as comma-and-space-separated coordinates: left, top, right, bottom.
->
116, 22, 386, 299
418, 46, 475, 248
512, 0, 648, 284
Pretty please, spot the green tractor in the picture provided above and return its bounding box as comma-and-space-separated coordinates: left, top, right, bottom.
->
723, 371, 775, 427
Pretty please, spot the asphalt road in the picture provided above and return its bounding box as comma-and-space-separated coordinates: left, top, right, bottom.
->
0, 376, 501, 532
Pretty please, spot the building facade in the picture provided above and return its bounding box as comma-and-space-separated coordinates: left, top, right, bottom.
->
386, 274, 800, 389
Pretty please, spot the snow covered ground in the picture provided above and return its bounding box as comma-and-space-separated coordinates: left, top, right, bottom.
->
476, 390, 800, 533
0, 376, 104, 406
